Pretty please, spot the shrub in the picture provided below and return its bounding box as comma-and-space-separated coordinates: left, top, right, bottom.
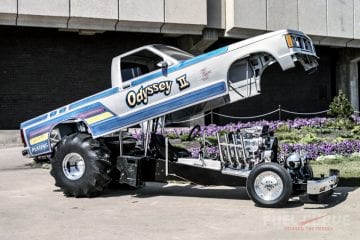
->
166, 133, 178, 139
328, 90, 354, 119
340, 132, 354, 139
299, 133, 322, 144
325, 118, 354, 130
313, 128, 333, 134
179, 134, 190, 142
351, 125, 360, 135
276, 131, 301, 143
276, 124, 290, 132
173, 143, 186, 149
206, 136, 218, 145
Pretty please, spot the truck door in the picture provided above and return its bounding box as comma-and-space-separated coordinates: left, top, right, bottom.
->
228, 58, 259, 103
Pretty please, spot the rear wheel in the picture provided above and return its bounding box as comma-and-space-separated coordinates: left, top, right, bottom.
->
50, 133, 111, 197
246, 163, 292, 208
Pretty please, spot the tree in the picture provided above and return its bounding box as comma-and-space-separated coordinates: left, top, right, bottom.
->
328, 90, 353, 119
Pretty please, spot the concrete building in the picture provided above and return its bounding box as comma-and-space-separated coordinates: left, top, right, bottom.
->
0, 0, 359, 129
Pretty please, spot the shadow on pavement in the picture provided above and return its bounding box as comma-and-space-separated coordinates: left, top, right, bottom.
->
101, 183, 356, 209
102, 182, 250, 200
302, 187, 357, 209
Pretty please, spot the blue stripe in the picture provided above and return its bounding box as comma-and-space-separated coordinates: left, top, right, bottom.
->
21, 88, 119, 129
20, 46, 228, 129
21, 114, 48, 129
69, 87, 119, 110
173, 46, 229, 70
26, 102, 117, 156
26, 82, 226, 156
25, 102, 104, 137
91, 82, 227, 136
131, 46, 228, 86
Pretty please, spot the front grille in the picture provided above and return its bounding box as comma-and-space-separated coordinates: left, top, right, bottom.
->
292, 35, 313, 52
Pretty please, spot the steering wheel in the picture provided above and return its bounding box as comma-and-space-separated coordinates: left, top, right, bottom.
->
187, 125, 201, 141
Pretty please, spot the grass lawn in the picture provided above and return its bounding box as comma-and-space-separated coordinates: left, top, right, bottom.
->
311, 155, 360, 186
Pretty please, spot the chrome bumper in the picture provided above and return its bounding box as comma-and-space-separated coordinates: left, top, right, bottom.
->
307, 169, 339, 195
297, 54, 318, 72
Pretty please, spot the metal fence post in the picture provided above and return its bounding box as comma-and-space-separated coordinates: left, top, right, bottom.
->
211, 110, 214, 124
278, 105, 281, 121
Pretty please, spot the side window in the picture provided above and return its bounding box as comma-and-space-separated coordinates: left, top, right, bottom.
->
120, 50, 163, 82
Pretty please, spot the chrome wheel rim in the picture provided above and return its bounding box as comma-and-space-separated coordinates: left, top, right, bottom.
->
62, 153, 85, 180
254, 171, 283, 201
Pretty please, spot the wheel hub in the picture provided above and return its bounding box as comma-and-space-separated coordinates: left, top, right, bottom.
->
62, 153, 86, 180
254, 171, 283, 201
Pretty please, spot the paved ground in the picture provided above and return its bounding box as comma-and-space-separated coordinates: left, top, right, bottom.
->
0, 147, 359, 240
0, 130, 21, 149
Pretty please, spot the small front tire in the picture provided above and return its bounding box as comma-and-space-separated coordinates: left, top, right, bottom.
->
246, 163, 292, 208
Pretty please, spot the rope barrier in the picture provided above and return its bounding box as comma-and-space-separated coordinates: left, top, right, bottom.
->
281, 109, 330, 115
212, 109, 279, 119
165, 107, 358, 124
166, 112, 212, 124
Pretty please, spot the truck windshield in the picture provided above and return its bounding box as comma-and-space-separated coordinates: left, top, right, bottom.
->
153, 45, 194, 61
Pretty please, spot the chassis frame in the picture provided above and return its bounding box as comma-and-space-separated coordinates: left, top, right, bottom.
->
116, 126, 339, 207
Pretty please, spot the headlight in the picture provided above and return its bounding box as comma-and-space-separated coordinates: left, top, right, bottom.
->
286, 152, 302, 169
285, 34, 294, 48
285, 34, 315, 53
285, 34, 304, 48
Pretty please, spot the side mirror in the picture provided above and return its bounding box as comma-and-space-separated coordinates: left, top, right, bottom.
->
156, 60, 168, 69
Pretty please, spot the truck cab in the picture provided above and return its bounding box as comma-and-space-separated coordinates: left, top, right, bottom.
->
111, 45, 194, 89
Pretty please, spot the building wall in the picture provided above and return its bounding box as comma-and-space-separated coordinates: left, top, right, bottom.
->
225, 0, 360, 47
0, 0, 208, 34
336, 48, 360, 112
0, 27, 336, 129
0, 27, 176, 129
1, 0, 360, 47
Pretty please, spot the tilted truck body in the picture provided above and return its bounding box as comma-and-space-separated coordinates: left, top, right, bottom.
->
20, 29, 338, 207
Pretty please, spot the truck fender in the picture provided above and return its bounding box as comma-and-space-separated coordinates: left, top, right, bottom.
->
47, 119, 93, 152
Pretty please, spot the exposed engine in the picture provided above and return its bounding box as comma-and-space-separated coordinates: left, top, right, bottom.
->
217, 125, 278, 169
217, 125, 312, 182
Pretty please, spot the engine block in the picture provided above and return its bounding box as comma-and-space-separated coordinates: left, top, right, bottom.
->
217, 125, 278, 169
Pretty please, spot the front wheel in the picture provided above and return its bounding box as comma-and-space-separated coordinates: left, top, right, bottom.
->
246, 163, 292, 208
50, 133, 111, 197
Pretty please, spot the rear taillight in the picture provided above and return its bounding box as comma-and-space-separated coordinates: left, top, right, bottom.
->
20, 129, 27, 147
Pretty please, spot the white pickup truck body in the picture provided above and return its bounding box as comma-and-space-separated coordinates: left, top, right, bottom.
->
19, 30, 340, 208
20, 29, 318, 157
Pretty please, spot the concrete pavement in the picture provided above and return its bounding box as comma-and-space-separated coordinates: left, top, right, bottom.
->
0, 147, 359, 240
0, 131, 21, 149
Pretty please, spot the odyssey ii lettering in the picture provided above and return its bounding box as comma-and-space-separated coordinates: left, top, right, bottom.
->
126, 81, 172, 108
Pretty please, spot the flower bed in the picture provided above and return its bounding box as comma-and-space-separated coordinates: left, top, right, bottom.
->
132, 116, 360, 160
280, 140, 360, 160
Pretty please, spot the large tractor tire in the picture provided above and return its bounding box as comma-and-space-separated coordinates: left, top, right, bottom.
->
246, 163, 292, 208
50, 133, 111, 197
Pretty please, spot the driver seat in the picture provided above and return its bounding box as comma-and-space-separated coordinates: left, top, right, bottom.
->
149, 133, 191, 161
